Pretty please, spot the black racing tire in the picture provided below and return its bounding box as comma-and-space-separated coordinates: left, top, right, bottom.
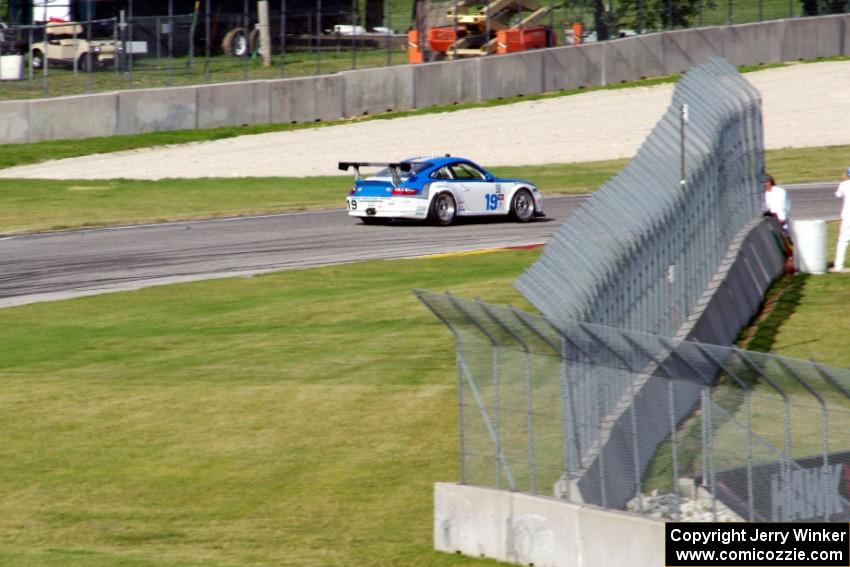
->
429, 192, 457, 226
31, 49, 44, 70
77, 54, 94, 73
248, 28, 260, 54
360, 217, 389, 225
222, 27, 249, 57
509, 189, 535, 223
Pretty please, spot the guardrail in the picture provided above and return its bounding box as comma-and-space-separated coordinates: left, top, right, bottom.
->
0, 13, 848, 144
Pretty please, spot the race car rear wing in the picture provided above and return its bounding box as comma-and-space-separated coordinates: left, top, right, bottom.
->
338, 161, 412, 187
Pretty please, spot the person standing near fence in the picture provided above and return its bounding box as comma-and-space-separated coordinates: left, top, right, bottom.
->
828, 167, 850, 273
764, 174, 790, 234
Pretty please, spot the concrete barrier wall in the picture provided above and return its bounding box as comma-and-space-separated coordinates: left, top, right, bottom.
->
541, 43, 605, 91
413, 59, 480, 107
2, 14, 848, 144
605, 34, 666, 84
0, 100, 30, 144
196, 80, 270, 129
117, 86, 197, 134
781, 14, 846, 61
28, 92, 117, 143
268, 75, 344, 123
722, 21, 784, 67
341, 65, 415, 116
434, 483, 665, 567
479, 51, 544, 98
661, 27, 724, 74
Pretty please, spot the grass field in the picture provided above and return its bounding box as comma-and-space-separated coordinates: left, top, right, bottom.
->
1, 143, 848, 235
0, 248, 538, 566
1, 227, 848, 564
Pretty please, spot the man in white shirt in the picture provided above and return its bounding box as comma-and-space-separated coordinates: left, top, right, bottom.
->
828, 167, 850, 273
764, 174, 790, 234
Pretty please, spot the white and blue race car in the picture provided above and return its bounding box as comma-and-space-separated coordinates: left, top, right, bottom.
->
340, 156, 544, 226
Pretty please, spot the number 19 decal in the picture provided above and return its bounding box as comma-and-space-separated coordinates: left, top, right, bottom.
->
485, 194, 499, 211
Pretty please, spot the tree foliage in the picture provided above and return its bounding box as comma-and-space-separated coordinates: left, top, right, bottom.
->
800, 0, 849, 15
611, 0, 717, 31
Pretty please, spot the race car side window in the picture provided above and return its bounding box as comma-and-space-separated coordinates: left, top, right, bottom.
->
450, 163, 486, 180
431, 166, 453, 180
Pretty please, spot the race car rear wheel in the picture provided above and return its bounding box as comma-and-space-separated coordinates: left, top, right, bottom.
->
429, 193, 457, 226
509, 189, 535, 223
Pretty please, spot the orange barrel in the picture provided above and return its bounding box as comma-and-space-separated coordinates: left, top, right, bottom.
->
572, 22, 583, 45
407, 30, 424, 64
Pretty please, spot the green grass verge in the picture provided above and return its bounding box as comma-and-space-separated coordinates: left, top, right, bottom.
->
0, 248, 538, 566
0, 160, 627, 234
3, 141, 849, 235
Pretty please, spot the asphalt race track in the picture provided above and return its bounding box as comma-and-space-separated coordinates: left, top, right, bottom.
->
0, 184, 839, 308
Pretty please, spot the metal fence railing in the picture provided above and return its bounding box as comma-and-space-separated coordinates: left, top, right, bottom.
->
0, 6, 405, 99
515, 58, 765, 338
417, 290, 850, 522
0, 1, 848, 100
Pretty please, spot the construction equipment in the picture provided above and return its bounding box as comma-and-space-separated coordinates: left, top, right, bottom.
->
423, 0, 553, 59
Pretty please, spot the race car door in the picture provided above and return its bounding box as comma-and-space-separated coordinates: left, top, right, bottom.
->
449, 162, 500, 214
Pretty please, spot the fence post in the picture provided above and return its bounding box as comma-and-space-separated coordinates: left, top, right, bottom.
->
42, 22, 48, 97
86, 17, 92, 92
316, 0, 323, 75
128, 0, 134, 88
457, 347, 466, 484
243, 0, 250, 80
167, 0, 174, 86
204, 0, 211, 82
72, 24, 78, 74
705, 390, 717, 521
281, 0, 287, 77
113, 16, 119, 76
27, 27, 33, 82
350, 0, 357, 70
667, 380, 679, 497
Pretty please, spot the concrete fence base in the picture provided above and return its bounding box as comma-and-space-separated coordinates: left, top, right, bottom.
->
2, 14, 849, 144
434, 483, 664, 567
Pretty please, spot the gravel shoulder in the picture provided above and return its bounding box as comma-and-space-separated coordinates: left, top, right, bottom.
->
2, 61, 849, 180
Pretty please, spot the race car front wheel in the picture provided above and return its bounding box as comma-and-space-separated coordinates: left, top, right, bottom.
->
430, 193, 456, 226
509, 189, 535, 223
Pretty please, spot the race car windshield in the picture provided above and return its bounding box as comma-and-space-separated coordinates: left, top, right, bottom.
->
372, 162, 431, 179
